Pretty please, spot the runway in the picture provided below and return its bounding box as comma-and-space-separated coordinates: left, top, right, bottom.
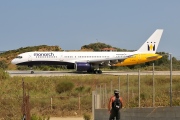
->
7, 70, 180, 77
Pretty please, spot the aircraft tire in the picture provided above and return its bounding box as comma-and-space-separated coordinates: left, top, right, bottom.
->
98, 70, 102, 74
31, 71, 34, 74
94, 70, 98, 74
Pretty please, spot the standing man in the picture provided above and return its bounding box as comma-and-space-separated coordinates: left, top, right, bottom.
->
108, 89, 123, 120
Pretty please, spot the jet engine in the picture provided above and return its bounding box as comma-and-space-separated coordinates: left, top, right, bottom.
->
110, 60, 119, 64
75, 62, 91, 71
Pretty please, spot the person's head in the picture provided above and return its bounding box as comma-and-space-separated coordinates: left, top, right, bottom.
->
114, 89, 119, 96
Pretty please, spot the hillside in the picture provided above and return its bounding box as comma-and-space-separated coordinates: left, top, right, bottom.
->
81, 42, 130, 51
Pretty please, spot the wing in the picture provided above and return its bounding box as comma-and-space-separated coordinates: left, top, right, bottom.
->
76, 54, 134, 66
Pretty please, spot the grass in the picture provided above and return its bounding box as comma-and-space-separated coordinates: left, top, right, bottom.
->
0, 74, 180, 119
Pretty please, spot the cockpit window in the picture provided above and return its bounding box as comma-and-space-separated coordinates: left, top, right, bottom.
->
16, 56, 23, 58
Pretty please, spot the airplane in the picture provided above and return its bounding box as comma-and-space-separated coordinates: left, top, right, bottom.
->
113, 29, 163, 66
11, 29, 163, 74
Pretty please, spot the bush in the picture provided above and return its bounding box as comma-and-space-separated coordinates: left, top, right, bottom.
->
83, 113, 91, 120
41, 66, 49, 71
49, 67, 56, 71
17, 65, 29, 70
0, 68, 9, 80
75, 86, 85, 92
56, 81, 74, 94
31, 114, 50, 120
0, 60, 8, 70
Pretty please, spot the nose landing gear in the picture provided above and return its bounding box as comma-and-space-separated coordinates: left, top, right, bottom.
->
28, 65, 34, 74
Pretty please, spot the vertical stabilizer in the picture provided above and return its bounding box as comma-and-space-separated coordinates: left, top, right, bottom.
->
136, 29, 163, 53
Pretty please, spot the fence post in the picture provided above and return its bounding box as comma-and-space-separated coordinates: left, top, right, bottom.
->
51, 97, 53, 110
111, 80, 112, 96
127, 74, 129, 108
92, 91, 96, 120
152, 63, 155, 107
118, 76, 120, 93
79, 93, 81, 114
100, 84, 102, 108
138, 70, 141, 108
105, 83, 107, 108
169, 53, 172, 107
102, 84, 104, 108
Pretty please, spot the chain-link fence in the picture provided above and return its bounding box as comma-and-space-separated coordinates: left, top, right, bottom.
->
93, 71, 180, 109
0, 94, 92, 119
1, 69, 180, 119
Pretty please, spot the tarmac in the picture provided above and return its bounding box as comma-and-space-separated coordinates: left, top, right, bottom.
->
7, 70, 179, 77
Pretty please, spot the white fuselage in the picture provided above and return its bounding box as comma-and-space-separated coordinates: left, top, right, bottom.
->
11, 51, 133, 65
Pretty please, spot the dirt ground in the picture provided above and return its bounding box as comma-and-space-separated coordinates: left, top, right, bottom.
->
50, 117, 84, 120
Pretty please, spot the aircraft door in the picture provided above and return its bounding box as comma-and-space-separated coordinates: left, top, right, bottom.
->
28, 55, 32, 61
60, 53, 64, 61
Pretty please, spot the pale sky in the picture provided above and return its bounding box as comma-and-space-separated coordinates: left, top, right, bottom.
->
0, 1, 180, 58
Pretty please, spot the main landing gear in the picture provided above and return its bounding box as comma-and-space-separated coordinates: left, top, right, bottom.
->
31, 70, 34, 74
94, 70, 102, 74
28, 65, 34, 74
87, 69, 102, 74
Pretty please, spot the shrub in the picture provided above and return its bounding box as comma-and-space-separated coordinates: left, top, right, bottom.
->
56, 81, 74, 94
0, 68, 9, 80
17, 65, 29, 70
140, 93, 147, 100
75, 86, 85, 92
49, 67, 56, 71
83, 113, 91, 120
42, 66, 49, 71
0, 60, 8, 70
31, 114, 50, 120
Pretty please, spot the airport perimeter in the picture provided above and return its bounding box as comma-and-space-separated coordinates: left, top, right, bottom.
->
3, 70, 180, 119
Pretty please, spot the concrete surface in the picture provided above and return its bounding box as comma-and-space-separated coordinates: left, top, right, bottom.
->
95, 107, 180, 120
7, 70, 180, 77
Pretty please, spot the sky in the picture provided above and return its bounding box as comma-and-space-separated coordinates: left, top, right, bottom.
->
0, 1, 180, 58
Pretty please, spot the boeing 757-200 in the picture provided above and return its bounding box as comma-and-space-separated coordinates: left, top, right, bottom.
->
11, 29, 163, 74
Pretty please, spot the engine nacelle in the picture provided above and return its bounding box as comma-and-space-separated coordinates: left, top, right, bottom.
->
99, 61, 111, 67
75, 62, 91, 71
110, 60, 119, 64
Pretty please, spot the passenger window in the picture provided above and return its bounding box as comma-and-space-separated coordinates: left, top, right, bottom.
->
16, 56, 22, 59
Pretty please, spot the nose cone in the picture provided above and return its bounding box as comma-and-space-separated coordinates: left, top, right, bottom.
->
11, 59, 17, 65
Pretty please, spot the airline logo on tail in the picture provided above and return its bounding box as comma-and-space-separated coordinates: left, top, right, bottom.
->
137, 29, 163, 54
147, 42, 156, 51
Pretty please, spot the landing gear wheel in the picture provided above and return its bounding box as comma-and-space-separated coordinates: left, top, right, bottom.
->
29, 66, 34, 74
98, 70, 102, 74
31, 71, 34, 74
94, 70, 98, 74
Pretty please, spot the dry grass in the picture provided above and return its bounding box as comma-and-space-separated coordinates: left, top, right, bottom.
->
0, 74, 180, 119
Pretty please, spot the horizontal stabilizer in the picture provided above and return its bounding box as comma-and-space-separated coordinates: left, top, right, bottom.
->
146, 55, 162, 60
